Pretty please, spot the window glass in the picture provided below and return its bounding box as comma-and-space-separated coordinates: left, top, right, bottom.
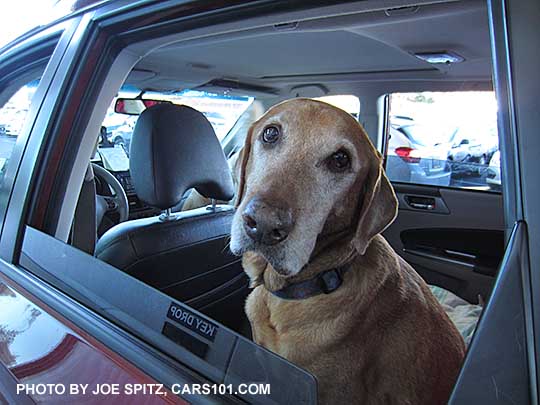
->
0, 80, 40, 186
1, 1, 73, 47
100, 90, 253, 161
384, 91, 500, 192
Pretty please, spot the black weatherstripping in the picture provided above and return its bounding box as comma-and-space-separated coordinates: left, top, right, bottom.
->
21, 226, 318, 404
0, 19, 83, 262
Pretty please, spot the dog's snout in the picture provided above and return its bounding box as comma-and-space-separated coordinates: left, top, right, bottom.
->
242, 197, 294, 245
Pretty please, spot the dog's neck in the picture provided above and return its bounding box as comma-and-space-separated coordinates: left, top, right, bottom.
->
261, 232, 357, 292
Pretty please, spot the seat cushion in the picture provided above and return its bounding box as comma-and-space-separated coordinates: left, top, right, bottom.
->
430, 285, 483, 345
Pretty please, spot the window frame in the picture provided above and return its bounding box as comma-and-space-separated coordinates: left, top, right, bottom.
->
0, 21, 79, 260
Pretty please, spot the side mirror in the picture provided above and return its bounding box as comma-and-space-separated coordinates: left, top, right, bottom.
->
460, 139, 470, 145
114, 98, 170, 115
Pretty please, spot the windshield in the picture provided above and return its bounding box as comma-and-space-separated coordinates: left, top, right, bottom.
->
98, 90, 253, 170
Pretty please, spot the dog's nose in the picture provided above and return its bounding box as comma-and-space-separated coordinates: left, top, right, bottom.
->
242, 197, 294, 245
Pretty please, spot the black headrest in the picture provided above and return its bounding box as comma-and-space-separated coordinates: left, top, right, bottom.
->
130, 104, 234, 209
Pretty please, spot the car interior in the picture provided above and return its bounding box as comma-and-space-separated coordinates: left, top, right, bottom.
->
6, 0, 503, 398
60, 0, 503, 342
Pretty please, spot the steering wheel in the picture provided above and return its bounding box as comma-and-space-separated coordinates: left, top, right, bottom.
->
92, 163, 129, 226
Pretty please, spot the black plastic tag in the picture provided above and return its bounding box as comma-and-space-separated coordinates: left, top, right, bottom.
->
162, 322, 208, 358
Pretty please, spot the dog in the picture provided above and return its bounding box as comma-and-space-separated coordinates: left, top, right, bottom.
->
230, 98, 465, 404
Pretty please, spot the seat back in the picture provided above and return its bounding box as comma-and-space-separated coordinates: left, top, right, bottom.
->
95, 104, 248, 332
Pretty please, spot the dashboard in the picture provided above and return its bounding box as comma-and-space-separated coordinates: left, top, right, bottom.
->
111, 171, 161, 219
112, 170, 162, 219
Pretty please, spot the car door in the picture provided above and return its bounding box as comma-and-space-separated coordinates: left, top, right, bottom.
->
382, 90, 504, 304
0, 0, 537, 404
381, 0, 538, 402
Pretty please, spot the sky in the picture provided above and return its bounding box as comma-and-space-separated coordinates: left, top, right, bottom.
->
0, 0, 75, 48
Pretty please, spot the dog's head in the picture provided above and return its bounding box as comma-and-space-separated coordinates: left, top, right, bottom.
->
230, 98, 397, 276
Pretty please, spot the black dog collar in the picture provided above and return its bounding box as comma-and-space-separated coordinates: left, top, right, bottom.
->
269, 265, 350, 300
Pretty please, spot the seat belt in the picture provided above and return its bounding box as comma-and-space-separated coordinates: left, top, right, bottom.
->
72, 164, 97, 255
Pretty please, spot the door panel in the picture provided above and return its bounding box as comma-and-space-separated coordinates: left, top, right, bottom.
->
19, 226, 317, 404
384, 183, 504, 302
449, 222, 532, 404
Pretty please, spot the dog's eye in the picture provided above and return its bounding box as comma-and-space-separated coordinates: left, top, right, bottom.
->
262, 126, 280, 143
328, 150, 351, 172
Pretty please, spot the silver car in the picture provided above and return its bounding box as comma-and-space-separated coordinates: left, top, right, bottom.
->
386, 121, 452, 186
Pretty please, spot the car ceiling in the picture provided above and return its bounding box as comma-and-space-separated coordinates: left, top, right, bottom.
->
127, 0, 492, 97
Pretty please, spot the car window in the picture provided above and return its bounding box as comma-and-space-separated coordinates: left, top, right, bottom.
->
384, 91, 501, 192
0, 80, 40, 184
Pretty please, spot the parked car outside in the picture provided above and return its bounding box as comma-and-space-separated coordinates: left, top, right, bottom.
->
386, 120, 452, 186
447, 127, 498, 176
486, 150, 501, 191
202, 111, 228, 135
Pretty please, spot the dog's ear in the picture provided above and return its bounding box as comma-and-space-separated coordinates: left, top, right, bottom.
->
235, 124, 255, 207
352, 158, 398, 255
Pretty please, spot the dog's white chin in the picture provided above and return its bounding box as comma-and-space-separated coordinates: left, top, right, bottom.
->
230, 214, 314, 276
253, 243, 311, 277
275, 254, 309, 277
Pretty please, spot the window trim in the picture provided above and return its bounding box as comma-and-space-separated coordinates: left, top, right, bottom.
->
0, 21, 77, 260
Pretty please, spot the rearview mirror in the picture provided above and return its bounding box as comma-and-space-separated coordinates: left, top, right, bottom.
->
114, 98, 171, 115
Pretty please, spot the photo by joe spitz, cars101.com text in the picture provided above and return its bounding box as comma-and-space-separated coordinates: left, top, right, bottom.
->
0, 0, 538, 404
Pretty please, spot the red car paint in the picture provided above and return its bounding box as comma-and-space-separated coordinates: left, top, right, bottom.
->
0, 273, 187, 404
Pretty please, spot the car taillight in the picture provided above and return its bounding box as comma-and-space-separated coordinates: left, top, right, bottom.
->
395, 147, 421, 163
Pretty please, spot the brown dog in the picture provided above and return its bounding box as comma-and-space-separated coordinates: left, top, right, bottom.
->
230, 98, 465, 404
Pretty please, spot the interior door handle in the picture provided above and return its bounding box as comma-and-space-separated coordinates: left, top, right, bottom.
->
404, 195, 436, 210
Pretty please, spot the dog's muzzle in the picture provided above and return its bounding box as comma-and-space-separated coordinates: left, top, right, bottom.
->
242, 197, 294, 246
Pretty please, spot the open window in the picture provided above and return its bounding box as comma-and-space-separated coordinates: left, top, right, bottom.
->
3, 0, 533, 403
